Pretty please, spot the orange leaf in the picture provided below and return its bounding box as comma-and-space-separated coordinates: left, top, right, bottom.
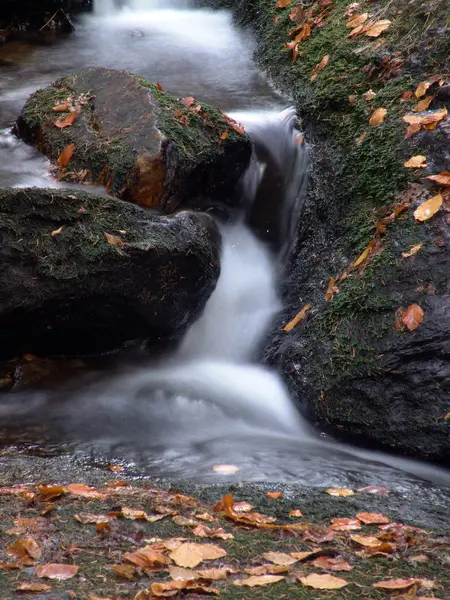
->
66, 483, 104, 499
169, 543, 226, 568
404, 155, 427, 168
288, 509, 303, 518
262, 552, 298, 566
292, 43, 299, 62
413, 96, 433, 112
275, 0, 292, 7
52, 102, 69, 112
369, 107, 387, 126
74, 513, 110, 525
352, 239, 374, 267
365, 19, 391, 37
372, 578, 418, 590
104, 232, 125, 248
299, 573, 348, 589
233, 575, 285, 587
156, 81, 164, 92
325, 488, 354, 497
310, 55, 329, 82
151, 580, 219, 596
283, 303, 311, 332
400, 90, 413, 102
356, 512, 390, 525
245, 565, 289, 576
401, 304, 424, 331
57, 143, 75, 167
124, 547, 169, 568
330, 518, 361, 531
51, 225, 64, 237
350, 534, 382, 547
181, 96, 195, 108
36, 563, 79, 580
346, 13, 368, 28
413, 195, 443, 221
401, 242, 423, 258
415, 81, 431, 98
324, 276, 336, 302
362, 89, 376, 101
192, 524, 233, 540
289, 6, 305, 23
426, 172, 450, 186
7, 538, 41, 560
16, 583, 52, 592
220, 129, 229, 141
266, 491, 283, 499
55, 110, 79, 129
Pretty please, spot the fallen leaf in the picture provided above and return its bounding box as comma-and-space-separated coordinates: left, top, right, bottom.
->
196, 568, 231, 580
426, 172, 450, 186
330, 518, 361, 531
169, 543, 226, 568
369, 107, 387, 126
266, 491, 283, 499
326, 488, 354, 497
169, 566, 199, 580
8, 539, 41, 560
414, 96, 433, 112
232, 501, 254, 513
233, 575, 285, 587
36, 564, 79, 580
363, 89, 376, 101
173, 515, 200, 527
357, 485, 390, 494
401, 242, 423, 258
181, 97, 195, 108
57, 143, 75, 167
283, 303, 311, 332
212, 464, 239, 474
220, 129, 229, 141
401, 90, 413, 102
66, 483, 104, 499
275, 0, 292, 7
404, 155, 427, 168
353, 240, 374, 267
51, 225, 64, 237
16, 582, 52, 592
290, 548, 322, 561
414, 195, 443, 221
405, 124, 422, 139
245, 565, 289, 575
303, 526, 334, 543
310, 55, 329, 82
415, 81, 432, 98
289, 6, 305, 23
104, 232, 125, 248
288, 509, 303, 518
151, 581, 219, 596
156, 81, 164, 92
348, 95, 358, 104
75, 513, 111, 525
263, 552, 298, 566
299, 573, 348, 589
324, 276, 336, 302
55, 110, 79, 129
403, 107, 447, 127
401, 304, 424, 331
373, 578, 418, 590
52, 102, 69, 112
124, 547, 169, 568
357, 512, 390, 525
351, 534, 382, 547
192, 524, 233, 540
365, 19, 391, 37
346, 13, 368, 28
311, 556, 353, 571
111, 564, 136, 580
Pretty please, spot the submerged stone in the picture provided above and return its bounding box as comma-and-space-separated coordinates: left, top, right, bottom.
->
15, 67, 251, 211
0, 187, 221, 360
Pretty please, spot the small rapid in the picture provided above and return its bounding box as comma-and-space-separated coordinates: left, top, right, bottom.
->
0, 0, 449, 491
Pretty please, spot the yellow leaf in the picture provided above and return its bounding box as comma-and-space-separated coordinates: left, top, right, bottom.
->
346, 13, 368, 28
404, 155, 427, 168
233, 575, 285, 587
401, 304, 424, 331
413, 96, 433, 112
401, 242, 423, 258
415, 81, 432, 98
262, 551, 298, 566
352, 239, 374, 267
299, 573, 348, 589
369, 107, 387, 126
104, 232, 124, 248
325, 487, 354, 497
310, 55, 329, 82
51, 225, 64, 237
212, 464, 239, 474
444, 412, 450, 421
283, 303, 311, 332
413, 195, 443, 221
365, 19, 391, 37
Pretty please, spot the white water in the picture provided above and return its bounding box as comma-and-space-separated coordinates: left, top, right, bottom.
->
0, 0, 449, 489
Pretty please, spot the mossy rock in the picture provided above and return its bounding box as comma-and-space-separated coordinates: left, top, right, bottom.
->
206, 0, 450, 460
0, 187, 221, 360
15, 67, 252, 211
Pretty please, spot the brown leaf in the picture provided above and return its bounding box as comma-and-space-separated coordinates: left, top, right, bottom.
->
151, 580, 219, 596
310, 55, 329, 82
232, 501, 254, 513
324, 276, 336, 302
283, 303, 311, 332
224, 115, 245, 135
104, 232, 125, 248
36, 564, 79, 580
426, 172, 450, 186
192, 524, 233, 540
124, 547, 169, 568
365, 19, 391, 37
400, 90, 413, 102
51, 225, 65, 237
275, 0, 292, 7
369, 107, 387, 126
353, 240, 374, 267
195, 567, 231, 580
350, 534, 382, 547
290, 548, 322, 561
401, 304, 424, 331
52, 102, 69, 112
415, 81, 432, 98
303, 526, 334, 543
363, 89, 376, 101
311, 556, 353, 571
266, 491, 283, 499
330, 518, 361, 531
55, 110, 79, 129
233, 575, 285, 587
373, 578, 418, 591
263, 552, 298, 566
414, 195, 443, 221
8, 538, 41, 560
57, 143, 75, 167
181, 96, 195, 108
111, 564, 136, 580
404, 107, 447, 126
169, 566, 199, 580
66, 483, 104, 498
414, 96, 433, 112
356, 512, 390, 525
220, 129, 229, 141
346, 13, 368, 28
156, 81, 164, 92
169, 543, 226, 568
404, 155, 427, 168
299, 573, 348, 589
75, 511, 111, 524
405, 124, 422, 139
325, 488, 354, 497
289, 6, 305, 24
16, 582, 52, 592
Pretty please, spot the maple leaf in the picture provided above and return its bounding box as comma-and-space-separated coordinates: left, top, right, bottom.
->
413, 195, 443, 221
401, 304, 424, 331
310, 55, 329, 82
299, 573, 348, 589
283, 303, 311, 332
369, 107, 387, 126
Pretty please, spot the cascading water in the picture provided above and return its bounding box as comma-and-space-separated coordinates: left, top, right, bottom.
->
0, 0, 449, 490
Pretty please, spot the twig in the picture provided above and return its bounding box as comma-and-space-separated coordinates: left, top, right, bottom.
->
39, 9, 61, 31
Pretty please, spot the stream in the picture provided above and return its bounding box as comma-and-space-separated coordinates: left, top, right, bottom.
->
0, 0, 449, 493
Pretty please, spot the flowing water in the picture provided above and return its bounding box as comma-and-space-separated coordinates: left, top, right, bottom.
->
0, 0, 449, 491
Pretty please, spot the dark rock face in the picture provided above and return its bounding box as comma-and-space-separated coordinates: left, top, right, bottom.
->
15, 67, 252, 212
0, 187, 221, 360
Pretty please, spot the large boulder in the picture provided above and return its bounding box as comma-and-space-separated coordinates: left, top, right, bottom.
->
15, 67, 252, 212
0, 187, 221, 360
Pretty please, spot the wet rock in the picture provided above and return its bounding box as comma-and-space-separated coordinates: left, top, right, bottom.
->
15, 67, 252, 212
0, 187, 221, 360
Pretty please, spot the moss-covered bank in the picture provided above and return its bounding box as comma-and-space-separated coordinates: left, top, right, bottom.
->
200, 0, 450, 461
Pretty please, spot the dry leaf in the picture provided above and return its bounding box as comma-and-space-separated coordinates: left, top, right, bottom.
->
220, 130, 229, 141
276, 0, 292, 6
111, 564, 136, 580
369, 107, 387, 126
52, 102, 69, 112
404, 155, 427, 168
55, 110, 79, 129
310, 55, 329, 82
156, 82, 164, 92
16, 582, 52, 592
36, 564, 79, 580
346, 13, 368, 28
404, 107, 447, 127
356, 512, 390, 525
299, 573, 348, 589
8, 538, 41, 560
290, 548, 322, 561
104, 232, 125, 248
66, 483, 104, 499
232, 501, 254, 513
124, 547, 169, 568
303, 526, 334, 543
311, 556, 353, 571
330, 518, 361, 531
373, 578, 418, 590
196, 568, 231, 580
263, 552, 298, 566
283, 303, 311, 332
245, 565, 289, 576
351, 534, 382, 547
266, 491, 283, 499
151, 581, 219, 596
212, 464, 239, 474
414, 96, 433, 112
326, 488, 354, 497
363, 89, 376, 101
289, 5, 305, 23
51, 225, 64, 237
426, 172, 450, 186
181, 97, 195, 108
401, 90, 413, 102
357, 485, 390, 494
169, 543, 226, 568
288, 509, 303, 517
414, 195, 443, 221
353, 240, 374, 267
324, 276, 336, 302
192, 524, 233, 540
57, 143, 75, 167
405, 124, 422, 139
415, 81, 432, 98
173, 516, 199, 527
365, 19, 391, 37
233, 575, 285, 587
401, 242, 423, 258
168, 566, 199, 580
401, 304, 424, 331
